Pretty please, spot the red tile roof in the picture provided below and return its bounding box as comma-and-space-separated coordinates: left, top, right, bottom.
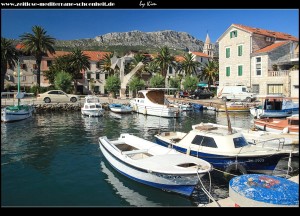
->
45, 51, 70, 58
16, 43, 25, 50
191, 51, 209, 58
174, 55, 185, 62
233, 24, 298, 41
254, 41, 289, 54
82, 51, 111, 61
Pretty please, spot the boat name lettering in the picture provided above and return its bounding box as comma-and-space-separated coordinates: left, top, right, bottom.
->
155, 174, 182, 179
254, 158, 264, 163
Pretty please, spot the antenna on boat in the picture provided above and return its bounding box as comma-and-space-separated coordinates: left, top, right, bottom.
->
224, 101, 233, 134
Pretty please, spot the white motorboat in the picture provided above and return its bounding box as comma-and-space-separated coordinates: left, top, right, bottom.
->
81, 95, 104, 117
130, 88, 181, 118
99, 133, 212, 196
155, 123, 296, 175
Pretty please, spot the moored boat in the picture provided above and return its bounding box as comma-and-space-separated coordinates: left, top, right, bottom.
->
154, 123, 296, 175
254, 115, 299, 134
217, 102, 252, 112
81, 95, 104, 117
98, 133, 212, 196
130, 88, 181, 118
109, 103, 132, 113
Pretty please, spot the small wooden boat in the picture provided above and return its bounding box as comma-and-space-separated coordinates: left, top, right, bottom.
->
217, 102, 252, 112
109, 103, 132, 114
81, 95, 104, 117
254, 115, 299, 134
99, 133, 212, 196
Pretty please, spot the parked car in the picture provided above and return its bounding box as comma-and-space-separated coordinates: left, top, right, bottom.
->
189, 89, 214, 99
37, 90, 80, 103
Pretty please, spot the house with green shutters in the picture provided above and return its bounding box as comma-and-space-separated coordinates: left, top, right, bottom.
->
217, 24, 298, 97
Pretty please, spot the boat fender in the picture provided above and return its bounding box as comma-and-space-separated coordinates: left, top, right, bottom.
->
282, 127, 289, 134
143, 106, 147, 115
186, 148, 191, 155
225, 163, 247, 175
134, 104, 137, 111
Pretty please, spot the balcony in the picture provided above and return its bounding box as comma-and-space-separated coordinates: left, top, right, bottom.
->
268, 70, 289, 77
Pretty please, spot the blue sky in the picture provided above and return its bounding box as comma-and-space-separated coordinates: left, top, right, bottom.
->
1, 9, 299, 43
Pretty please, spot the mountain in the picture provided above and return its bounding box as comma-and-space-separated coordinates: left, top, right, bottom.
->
54, 30, 208, 53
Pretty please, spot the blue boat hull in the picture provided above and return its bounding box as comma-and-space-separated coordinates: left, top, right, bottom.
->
155, 138, 288, 174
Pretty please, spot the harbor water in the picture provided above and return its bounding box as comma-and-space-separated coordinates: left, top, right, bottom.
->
1, 110, 298, 207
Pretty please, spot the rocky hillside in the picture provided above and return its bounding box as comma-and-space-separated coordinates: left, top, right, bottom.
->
54, 30, 208, 53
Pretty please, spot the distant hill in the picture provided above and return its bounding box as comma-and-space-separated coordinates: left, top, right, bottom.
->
54, 30, 213, 55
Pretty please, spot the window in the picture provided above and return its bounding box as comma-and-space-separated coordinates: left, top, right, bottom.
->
96, 73, 100, 79
33, 75, 37, 82
191, 135, 217, 148
105, 74, 108, 79
252, 84, 259, 94
238, 45, 243, 56
226, 67, 230, 76
22, 76, 26, 81
256, 57, 262, 76
233, 137, 248, 148
168, 66, 173, 74
87, 73, 91, 79
230, 30, 238, 38
238, 65, 243, 76
47, 60, 52, 67
33, 64, 37, 69
267, 84, 283, 95
226, 48, 230, 58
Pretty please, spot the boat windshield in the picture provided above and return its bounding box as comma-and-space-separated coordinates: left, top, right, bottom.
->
233, 136, 248, 148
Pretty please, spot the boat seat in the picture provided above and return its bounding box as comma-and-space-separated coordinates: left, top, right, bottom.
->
110, 140, 126, 145
122, 149, 148, 155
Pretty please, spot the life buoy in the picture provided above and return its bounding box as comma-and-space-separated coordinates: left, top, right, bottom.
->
225, 163, 247, 176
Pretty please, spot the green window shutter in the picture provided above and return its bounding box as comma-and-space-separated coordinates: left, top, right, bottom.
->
226, 67, 230, 76
226, 48, 230, 58
238, 45, 243, 56
235, 30, 237, 37
238, 65, 243, 76
230, 32, 232, 38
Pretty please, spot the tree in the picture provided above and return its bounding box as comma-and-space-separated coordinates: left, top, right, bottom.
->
105, 75, 120, 98
153, 46, 175, 77
149, 74, 165, 88
128, 76, 145, 96
1, 37, 19, 92
99, 53, 114, 76
182, 76, 198, 92
43, 55, 71, 85
144, 61, 160, 75
20, 26, 55, 87
200, 60, 219, 89
54, 71, 72, 93
181, 53, 201, 76
69, 48, 90, 94
169, 77, 181, 89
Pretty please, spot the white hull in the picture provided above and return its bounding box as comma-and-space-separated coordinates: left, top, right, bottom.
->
131, 102, 180, 118
110, 107, 132, 113
1, 105, 34, 122
81, 109, 103, 117
99, 134, 212, 196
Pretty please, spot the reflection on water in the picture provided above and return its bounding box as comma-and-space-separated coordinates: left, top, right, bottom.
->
1, 111, 298, 206
101, 161, 160, 207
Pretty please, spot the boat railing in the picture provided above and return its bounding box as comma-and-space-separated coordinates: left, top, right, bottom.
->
250, 137, 286, 151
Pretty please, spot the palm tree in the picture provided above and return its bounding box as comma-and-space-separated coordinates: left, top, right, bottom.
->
181, 53, 201, 76
129, 53, 146, 76
153, 46, 175, 78
20, 26, 55, 88
99, 53, 114, 76
200, 60, 219, 89
69, 48, 90, 94
1, 38, 19, 92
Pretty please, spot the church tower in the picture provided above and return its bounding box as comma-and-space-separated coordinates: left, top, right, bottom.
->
203, 33, 214, 58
